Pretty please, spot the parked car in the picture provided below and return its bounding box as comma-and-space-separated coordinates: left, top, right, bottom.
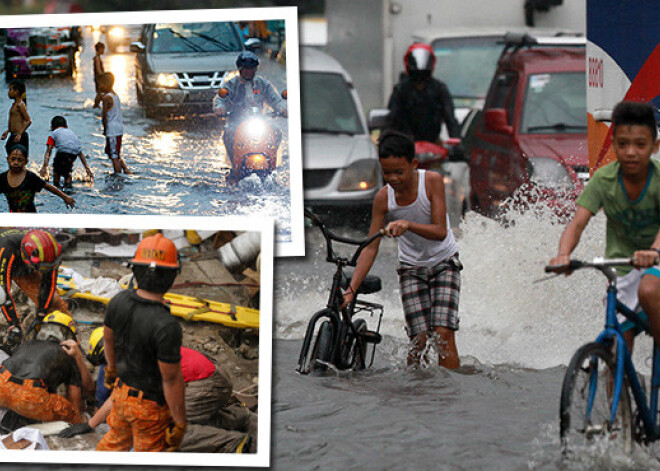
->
131, 22, 249, 118
300, 47, 381, 220
467, 33, 587, 218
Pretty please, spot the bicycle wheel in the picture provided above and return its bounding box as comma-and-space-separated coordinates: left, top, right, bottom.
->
310, 320, 334, 373
350, 319, 368, 370
560, 342, 633, 454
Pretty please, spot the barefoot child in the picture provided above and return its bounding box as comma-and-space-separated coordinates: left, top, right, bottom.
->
341, 131, 462, 369
98, 73, 131, 174
0, 145, 74, 212
40, 116, 93, 188
93, 42, 106, 108
1, 80, 31, 158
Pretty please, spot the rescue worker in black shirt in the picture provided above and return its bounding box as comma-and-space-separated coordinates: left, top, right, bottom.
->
97, 233, 186, 453
387, 43, 460, 142
0, 311, 91, 425
0, 229, 70, 346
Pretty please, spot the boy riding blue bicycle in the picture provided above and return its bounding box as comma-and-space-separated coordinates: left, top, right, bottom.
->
549, 100, 660, 352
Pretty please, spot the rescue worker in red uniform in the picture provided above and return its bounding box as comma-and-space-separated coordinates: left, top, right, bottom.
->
0, 229, 70, 346
97, 233, 186, 452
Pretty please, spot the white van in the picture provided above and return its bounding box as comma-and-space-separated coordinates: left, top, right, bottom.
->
300, 47, 381, 217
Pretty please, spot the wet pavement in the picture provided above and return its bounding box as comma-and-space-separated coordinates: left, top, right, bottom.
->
0, 27, 291, 241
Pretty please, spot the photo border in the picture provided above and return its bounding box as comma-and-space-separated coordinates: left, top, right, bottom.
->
0, 7, 304, 258
0, 213, 273, 467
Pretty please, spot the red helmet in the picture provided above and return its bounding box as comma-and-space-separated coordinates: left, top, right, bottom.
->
404, 43, 436, 74
21, 230, 62, 271
131, 233, 180, 269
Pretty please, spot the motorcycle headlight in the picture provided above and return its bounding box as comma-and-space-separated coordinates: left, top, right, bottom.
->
338, 159, 380, 192
245, 117, 268, 138
527, 157, 573, 189
156, 73, 178, 88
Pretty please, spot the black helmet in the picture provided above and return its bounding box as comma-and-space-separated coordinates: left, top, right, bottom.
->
404, 43, 436, 74
236, 51, 259, 69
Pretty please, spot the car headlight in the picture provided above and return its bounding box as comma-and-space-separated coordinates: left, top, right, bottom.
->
338, 159, 380, 192
153, 73, 178, 88
108, 26, 125, 39
527, 157, 573, 189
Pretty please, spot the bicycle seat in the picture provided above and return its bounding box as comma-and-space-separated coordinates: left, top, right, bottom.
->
341, 270, 382, 295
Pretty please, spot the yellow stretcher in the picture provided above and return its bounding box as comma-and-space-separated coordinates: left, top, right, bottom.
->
56, 269, 259, 330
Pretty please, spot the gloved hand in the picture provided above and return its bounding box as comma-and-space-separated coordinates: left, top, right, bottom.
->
58, 421, 92, 438
164, 421, 187, 452
104, 367, 117, 390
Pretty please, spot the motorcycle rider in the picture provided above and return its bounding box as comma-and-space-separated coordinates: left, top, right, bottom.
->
387, 43, 460, 142
213, 51, 287, 178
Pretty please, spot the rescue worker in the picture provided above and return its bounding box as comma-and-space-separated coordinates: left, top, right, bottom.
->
0, 229, 70, 346
63, 328, 253, 453
387, 43, 460, 141
0, 311, 91, 425
213, 50, 287, 177
96, 233, 186, 452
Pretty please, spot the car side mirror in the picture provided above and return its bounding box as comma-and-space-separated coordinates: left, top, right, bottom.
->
245, 38, 261, 52
130, 41, 145, 53
368, 108, 391, 131
484, 109, 513, 135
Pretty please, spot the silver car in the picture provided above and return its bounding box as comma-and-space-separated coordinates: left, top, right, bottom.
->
131, 22, 246, 118
301, 47, 381, 216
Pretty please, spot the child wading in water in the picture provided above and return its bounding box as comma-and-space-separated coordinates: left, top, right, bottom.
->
0, 144, 74, 212
342, 131, 462, 368
98, 72, 131, 175
93, 42, 106, 108
40, 116, 93, 188
1, 80, 31, 158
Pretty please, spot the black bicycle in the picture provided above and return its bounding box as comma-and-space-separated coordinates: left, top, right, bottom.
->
297, 209, 385, 374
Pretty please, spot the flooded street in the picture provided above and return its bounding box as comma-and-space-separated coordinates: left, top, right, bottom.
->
0, 29, 291, 241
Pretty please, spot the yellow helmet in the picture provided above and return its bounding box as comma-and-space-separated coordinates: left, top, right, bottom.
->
86, 327, 105, 366
37, 310, 77, 343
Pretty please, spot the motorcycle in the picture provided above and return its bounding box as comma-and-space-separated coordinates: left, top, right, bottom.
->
217, 88, 287, 180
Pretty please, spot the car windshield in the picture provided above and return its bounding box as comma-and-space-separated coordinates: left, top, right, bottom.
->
432, 36, 504, 107
150, 22, 242, 53
520, 72, 587, 134
301, 72, 364, 135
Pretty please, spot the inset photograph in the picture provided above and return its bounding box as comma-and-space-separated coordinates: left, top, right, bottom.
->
0, 214, 272, 467
0, 8, 303, 255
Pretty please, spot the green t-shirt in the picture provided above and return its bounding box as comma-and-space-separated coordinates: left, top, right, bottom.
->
576, 159, 660, 275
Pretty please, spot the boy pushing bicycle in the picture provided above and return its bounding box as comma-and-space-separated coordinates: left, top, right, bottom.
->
549, 100, 660, 351
341, 131, 462, 369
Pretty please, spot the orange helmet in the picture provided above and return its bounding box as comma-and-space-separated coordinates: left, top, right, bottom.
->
131, 233, 179, 269
21, 230, 62, 271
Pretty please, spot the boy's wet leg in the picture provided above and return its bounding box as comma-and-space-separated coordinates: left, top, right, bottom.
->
432, 326, 460, 370
638, 273, 660, 349
407, 332, 428, 366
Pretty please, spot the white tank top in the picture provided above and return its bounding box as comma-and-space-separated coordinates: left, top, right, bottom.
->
387, 169, 458, 267
104, 92, 124, 137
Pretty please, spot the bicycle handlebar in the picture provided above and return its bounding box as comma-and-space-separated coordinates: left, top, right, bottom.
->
544, 257, 634, 283
305, 208, 386, 266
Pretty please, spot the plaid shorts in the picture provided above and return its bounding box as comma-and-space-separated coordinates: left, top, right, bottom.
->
397, 254, 462, 338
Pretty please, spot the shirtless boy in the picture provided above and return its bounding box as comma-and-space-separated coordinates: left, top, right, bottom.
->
1, 81, 31, 158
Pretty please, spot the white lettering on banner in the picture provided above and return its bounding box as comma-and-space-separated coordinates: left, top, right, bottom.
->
588, 57, 604, 88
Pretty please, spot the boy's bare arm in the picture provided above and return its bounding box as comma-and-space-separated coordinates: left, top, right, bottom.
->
633, 228, 660, 267
44, 182, 75, 208
341, 189, 388, 308
101, 95, 113, 130
40, 145, 54, 176
16, 102, 31, 134
78, 152, 94, 178
549, 205, 593, 268
386, 171, 448, 240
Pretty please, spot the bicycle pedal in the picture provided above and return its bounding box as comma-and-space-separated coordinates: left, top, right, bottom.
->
359, 330, 382, 344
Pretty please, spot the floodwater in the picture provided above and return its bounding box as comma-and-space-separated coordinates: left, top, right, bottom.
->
0, 29, 291, 241
10, 207, 660, 470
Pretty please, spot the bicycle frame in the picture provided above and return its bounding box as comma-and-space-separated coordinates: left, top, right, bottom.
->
592, 274, 660, 442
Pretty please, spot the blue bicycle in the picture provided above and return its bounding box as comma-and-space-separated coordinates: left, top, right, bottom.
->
546, 258, 660, 454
